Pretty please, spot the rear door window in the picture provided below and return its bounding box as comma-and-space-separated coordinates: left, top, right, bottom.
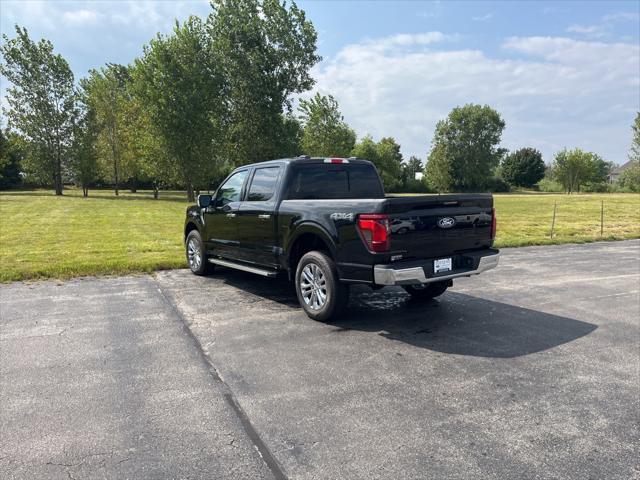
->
247, 166, 280, 201
287, 164, 384, 199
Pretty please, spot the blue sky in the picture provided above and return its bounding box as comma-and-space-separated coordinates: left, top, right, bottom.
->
1, 0, 639, 164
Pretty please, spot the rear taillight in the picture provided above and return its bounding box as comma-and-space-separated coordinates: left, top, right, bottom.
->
357, 214, 390, 252
490, 208, 497, 240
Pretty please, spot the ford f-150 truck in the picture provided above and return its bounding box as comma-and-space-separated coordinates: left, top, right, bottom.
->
184, 156, 499, 320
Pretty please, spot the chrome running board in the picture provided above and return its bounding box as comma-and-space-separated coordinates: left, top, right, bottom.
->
208, 258, 278, 277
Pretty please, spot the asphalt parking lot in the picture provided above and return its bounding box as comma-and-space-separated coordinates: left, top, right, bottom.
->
1, 240, 639, 479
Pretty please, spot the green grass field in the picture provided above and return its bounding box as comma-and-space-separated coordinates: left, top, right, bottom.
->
1, 189, 638, 282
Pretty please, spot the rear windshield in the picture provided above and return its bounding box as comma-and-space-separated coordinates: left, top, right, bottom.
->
286, 164, 384, 200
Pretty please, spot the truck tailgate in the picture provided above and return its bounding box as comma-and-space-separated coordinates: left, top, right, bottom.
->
382, 194, 494, 259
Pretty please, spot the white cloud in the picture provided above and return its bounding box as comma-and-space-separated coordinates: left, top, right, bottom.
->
566, 24, 607, 38
62, 9, 101, 25
602, 12, 640, 23
311, 33, 640, 163
566, 11, 640, 39
472, 13, 493, 22
355, 32, 454, 52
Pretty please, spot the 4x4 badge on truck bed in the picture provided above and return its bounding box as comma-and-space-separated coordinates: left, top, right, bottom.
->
330, 213, 354, 221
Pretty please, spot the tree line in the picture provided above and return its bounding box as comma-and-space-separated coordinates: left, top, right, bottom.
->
1, 0, 639, 198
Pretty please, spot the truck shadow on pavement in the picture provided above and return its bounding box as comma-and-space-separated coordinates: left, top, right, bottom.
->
214, 270, 598, 359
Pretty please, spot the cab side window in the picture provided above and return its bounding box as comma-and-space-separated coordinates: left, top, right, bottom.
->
217, 170, 248, 206
247, 166, 280, 201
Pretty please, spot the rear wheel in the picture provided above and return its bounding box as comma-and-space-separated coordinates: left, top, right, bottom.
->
186, 230, 214, 275
403, 280, 450, 300
295, 251, 349, 321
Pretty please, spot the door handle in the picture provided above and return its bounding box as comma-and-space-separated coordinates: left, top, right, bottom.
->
226, 213, 236, 218
258, 214, 271, 220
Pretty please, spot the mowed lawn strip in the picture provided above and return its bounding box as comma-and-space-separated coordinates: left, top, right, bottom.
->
0, 190, 188, 282
1, 190, 639, 282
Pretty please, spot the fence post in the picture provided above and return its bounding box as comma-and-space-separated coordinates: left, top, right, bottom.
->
550, 202, 557, 238
600, 200, 604, 237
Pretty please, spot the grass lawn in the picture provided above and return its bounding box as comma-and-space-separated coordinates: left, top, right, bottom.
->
1, 189, 639, 282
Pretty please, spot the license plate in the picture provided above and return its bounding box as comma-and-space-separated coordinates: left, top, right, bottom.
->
434, 258, 452, 273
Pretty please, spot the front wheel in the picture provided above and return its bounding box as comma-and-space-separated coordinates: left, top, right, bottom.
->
186, 230, 214, 275
403, 280, 450, 300
295, 251, 349, 321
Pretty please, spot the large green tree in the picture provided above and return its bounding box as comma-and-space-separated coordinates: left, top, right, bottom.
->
501, 147, 545, 188
210, 0, 321, 165
425, 104, 505, 192
1, 26, 77, 195
70, 107, 100, 197
551, 148, 609, 193
80, 64, 131, 195
133, 16, 224, 201
298, 93, 355, 157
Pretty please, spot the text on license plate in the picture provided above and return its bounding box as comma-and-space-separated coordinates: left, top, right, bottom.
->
434, 258, 452, 273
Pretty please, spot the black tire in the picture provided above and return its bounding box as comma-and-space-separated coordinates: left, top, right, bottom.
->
403, 281, 449, 300
295, 251, 349, 321
185, 230, 214, 275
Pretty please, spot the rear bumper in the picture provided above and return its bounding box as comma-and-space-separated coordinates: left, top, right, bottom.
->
373, 249, 500, 286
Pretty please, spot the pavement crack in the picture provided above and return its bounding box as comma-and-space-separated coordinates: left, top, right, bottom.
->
153, 276, 288, 480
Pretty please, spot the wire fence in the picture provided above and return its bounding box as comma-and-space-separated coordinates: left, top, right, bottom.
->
492, 194, 640, 247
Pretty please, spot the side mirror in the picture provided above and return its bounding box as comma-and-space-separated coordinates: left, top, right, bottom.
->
197, 194, 212, 209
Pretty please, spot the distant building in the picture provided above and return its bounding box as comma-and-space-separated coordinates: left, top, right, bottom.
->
414, 172, 424, 180
608, 160, 635, 183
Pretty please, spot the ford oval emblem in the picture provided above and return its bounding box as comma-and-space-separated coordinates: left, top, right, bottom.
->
437, 217, 456, 229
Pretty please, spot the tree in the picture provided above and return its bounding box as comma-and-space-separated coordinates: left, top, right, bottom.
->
376, 137, 403, 191
351, 135, 404, 191
1, 26, 77, 195
133, 16, 224, 202
628, 112, 640, 163
425, 104, 505, 192
0, 130, 25, 189
351, 135, 378, 163
70, 108, 100, 197
298, 93, 355, 157
80, 64, 133, 195
279, 114, 303, 158
551, 148, 609, 193
400, 156, 429, 193
501, 148, 545, 188
404, 156, 424, 181
210, 0, 321, 165
585, 153, 612, 190
618, 161, 640, 192
133, 100, 176, 199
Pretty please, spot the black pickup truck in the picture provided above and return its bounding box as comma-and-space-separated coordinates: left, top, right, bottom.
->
184, 156, 499, 320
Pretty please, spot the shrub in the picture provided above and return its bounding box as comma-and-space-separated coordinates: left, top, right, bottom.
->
486, 176, 510, 192
618, 161, 640, 192
538, 178, 564, 192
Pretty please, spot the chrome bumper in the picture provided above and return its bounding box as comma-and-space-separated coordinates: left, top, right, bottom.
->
373, 252, 500, 286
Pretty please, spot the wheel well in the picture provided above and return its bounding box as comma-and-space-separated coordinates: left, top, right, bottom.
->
184, 222, 198, 241
289, 233, 332, 276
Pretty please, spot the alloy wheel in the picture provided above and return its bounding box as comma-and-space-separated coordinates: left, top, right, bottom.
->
187, 237, 202, 270
299, 263, 328, 310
